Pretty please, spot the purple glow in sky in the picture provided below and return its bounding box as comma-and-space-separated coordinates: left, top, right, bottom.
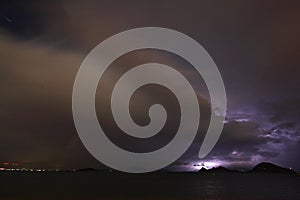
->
0, 0, 299, 172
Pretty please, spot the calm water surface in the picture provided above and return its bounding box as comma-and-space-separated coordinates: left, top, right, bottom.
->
0, 172, 299, 199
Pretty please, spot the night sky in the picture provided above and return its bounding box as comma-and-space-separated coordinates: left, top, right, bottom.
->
0, 0, 299, 172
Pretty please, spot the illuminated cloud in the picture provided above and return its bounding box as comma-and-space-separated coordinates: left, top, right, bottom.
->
0, 0, 299, 172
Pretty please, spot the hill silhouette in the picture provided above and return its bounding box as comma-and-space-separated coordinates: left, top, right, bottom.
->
198, 166, 233, 174
196, 162, 296, 174
249, 162, 296, 174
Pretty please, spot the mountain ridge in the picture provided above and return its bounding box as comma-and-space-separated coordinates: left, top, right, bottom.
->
196, 162, 296, 174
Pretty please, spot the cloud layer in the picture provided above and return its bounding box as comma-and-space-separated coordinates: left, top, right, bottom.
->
0, 0, 299, 171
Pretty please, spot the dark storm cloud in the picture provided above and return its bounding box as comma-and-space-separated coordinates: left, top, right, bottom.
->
0, 33, 101, 169
180, 118, 298, 171
0, 0, 299, 171
260, 99, 300, 125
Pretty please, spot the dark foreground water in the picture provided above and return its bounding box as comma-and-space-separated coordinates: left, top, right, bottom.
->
0, 172, 299, 199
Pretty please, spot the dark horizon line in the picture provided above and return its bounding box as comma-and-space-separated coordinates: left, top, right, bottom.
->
0, 162, 298, 174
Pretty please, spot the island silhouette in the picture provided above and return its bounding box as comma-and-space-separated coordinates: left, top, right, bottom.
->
73, 162, 297, 175
0, 162, 299, 199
